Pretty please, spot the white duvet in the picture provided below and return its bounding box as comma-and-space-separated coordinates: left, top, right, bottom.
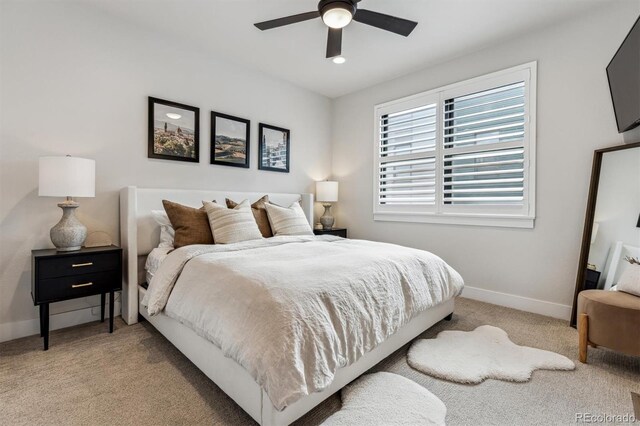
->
143, 235, 463, 410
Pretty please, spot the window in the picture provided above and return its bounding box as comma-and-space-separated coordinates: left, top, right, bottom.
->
374, 62, 536, 228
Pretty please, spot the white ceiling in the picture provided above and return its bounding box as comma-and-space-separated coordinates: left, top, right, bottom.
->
90, 0, 612, 98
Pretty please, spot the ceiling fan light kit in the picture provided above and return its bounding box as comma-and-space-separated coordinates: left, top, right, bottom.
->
320, 0, 356, 29
254, 0, 417, 61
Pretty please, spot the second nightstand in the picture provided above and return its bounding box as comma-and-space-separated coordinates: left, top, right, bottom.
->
31, 245, 122, 350
314, 228, 348, 238
583, 268, 601, 290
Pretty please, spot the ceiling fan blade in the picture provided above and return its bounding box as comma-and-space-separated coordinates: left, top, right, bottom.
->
326, 27, 342, 58
254, 11, 320, 31
353, 9, 418, 37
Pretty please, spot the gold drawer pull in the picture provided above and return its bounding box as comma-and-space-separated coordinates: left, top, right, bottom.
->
72, 282, 93, 288
72, 262, 93, 268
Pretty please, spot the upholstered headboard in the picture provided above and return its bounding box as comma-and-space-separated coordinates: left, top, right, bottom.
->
119, 186, 314, 325
603, 241, 640, 290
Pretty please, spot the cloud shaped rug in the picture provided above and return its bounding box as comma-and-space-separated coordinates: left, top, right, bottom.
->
408, 325, 575, 384
321, 372, 446, 425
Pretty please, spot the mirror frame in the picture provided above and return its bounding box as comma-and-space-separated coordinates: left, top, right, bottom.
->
570, 141, 640, 327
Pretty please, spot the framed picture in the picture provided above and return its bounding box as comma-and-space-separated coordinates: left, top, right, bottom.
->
211, 111, 250, 168
258, 123, 290, 173
148, 97, 199, 162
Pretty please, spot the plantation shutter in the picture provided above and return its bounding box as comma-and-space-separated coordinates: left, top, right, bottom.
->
378, 103, 438, 206
374, 63, 535, 227
442, 82, 526, 206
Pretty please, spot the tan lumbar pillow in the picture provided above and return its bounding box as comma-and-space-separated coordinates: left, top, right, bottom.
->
203, 200, 262, 244
264, 201, 313, 236
226, 195, 273, 238
162, 200, 214, 248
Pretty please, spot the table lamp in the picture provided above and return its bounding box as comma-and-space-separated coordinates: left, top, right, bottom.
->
316, 180, 338, 230
39, 156, 95, 251
587, 222, 600, 270
590, 222, 599, 244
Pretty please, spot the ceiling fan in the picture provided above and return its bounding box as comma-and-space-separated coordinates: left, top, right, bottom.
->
254, 0, 418, 63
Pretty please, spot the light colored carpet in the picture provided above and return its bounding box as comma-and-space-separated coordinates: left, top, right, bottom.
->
320, 372, 446, 426
407, 325, 575, 384
1, 298, 639, 425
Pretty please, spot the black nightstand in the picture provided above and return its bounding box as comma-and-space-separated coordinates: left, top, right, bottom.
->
584, 268, 601, 290
31, 245, 122, 350
314, 228, 347, 238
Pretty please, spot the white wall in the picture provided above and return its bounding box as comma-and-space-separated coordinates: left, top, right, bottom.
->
588, 147, 640, 282
0, 2, 332, 341
331, 1, 640, 319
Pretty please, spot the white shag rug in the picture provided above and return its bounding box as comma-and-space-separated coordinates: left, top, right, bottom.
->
408, 325, 575, 384
321, 372, 446, 426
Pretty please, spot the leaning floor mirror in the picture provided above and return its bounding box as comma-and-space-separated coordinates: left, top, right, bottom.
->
570, 141, 640, 327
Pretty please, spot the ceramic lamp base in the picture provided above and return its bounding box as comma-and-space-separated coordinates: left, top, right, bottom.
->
50, 200, 87, 251
320, 203, 335, 230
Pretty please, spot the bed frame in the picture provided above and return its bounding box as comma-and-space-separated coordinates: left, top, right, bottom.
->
602, 241, 640, 290
120, 186, 454, 426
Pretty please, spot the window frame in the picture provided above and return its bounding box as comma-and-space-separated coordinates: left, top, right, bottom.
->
373, 62, 537, 229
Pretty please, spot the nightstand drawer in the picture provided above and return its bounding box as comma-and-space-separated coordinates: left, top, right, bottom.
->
38, 252, 120, 279
38, 271, 119, 302
313, 228, 347, 238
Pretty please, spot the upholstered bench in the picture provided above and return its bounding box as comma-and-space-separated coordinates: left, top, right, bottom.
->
577, 290, 640, 363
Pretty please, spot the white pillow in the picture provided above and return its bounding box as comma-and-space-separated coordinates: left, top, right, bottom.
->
151, 210, 174, 249
616, 263, 640, 297
202, 200, 262, 244
264, 202, 313, 236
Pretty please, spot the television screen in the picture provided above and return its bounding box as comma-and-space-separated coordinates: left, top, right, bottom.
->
607, 16, 640, 133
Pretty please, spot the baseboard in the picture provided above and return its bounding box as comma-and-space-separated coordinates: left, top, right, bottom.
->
462, 285, 571, 320
0, 302, 121, 343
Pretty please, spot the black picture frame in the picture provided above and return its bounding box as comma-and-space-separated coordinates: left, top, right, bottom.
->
258, 123, 290, 173
148, 97, 200, 163
210, 111, 250, 168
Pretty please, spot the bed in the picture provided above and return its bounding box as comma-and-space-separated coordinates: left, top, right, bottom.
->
603, 241, 640, 290
120, 186, 463, 426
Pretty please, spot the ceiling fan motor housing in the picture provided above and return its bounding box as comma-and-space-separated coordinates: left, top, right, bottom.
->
318, 0, 357, 18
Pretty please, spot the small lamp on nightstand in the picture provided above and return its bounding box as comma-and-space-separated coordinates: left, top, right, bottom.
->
591, 222, 599, 244
316, 180, 338, 230
39, 156, 95, 251
587, 222, 599, 270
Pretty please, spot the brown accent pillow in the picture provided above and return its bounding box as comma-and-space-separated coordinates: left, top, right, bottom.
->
226, 195, 273, 238
162, 200, 214, 248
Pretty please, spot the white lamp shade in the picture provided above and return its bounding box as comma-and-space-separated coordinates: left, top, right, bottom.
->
39, 156, 95, 198
590, 222, 599, 244
316, 181, 339, 203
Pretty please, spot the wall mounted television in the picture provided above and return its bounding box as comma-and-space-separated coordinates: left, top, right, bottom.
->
607, 15, 640, 133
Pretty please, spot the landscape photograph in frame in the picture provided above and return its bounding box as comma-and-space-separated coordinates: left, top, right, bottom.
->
211, 111, 250, 168
148, 97, 199, 162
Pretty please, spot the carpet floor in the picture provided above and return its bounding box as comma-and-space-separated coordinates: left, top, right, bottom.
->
1, 298, 638, 425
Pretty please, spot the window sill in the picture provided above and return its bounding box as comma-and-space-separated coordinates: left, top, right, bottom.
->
373, 212, 535, 229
